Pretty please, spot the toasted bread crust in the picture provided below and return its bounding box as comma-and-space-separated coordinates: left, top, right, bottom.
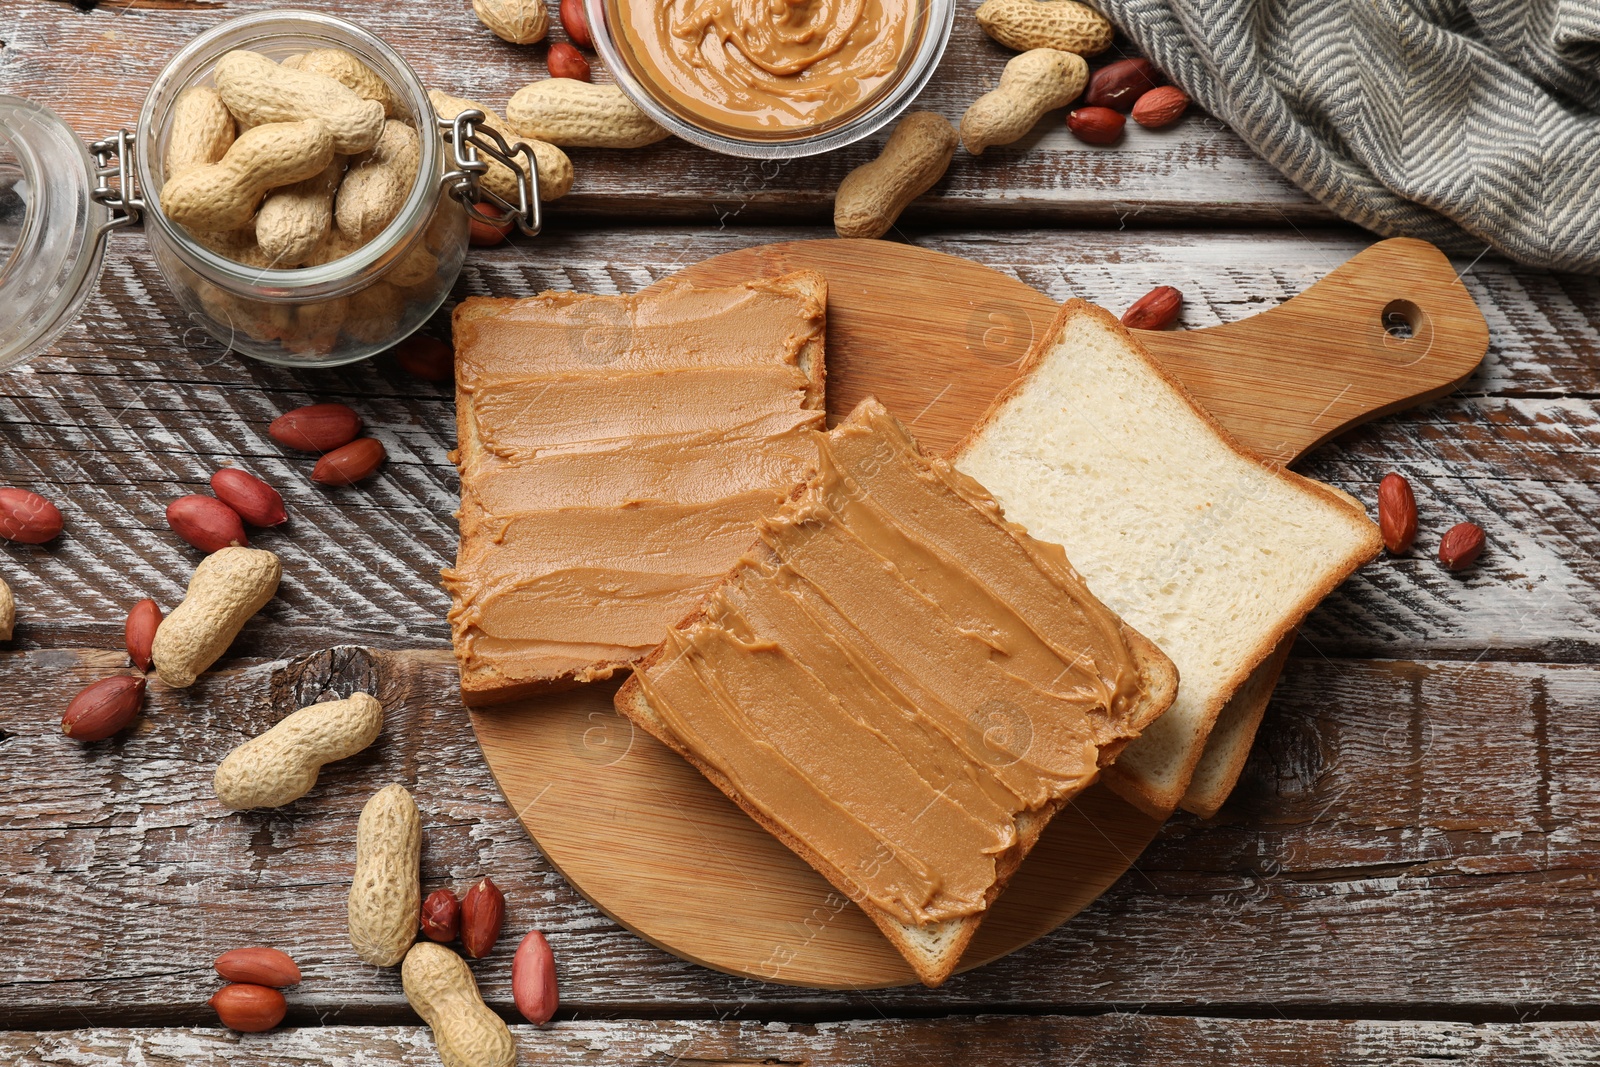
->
952, 300, 1381, 816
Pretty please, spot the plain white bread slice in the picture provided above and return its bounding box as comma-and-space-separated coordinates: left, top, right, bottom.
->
953, 300, 1381, 816
1179, 480, 1373, 817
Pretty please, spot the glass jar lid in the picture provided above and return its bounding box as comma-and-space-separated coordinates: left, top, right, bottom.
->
0, 94, 114, 373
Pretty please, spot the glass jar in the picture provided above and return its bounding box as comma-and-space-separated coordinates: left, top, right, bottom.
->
0, 9, 540, 374
586, 0, 954, 158
0, 96, 112, 370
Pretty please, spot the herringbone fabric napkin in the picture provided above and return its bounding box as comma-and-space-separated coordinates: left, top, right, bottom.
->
1093, 0, 1600, 272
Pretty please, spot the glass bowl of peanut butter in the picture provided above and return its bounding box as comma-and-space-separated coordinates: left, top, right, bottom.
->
587, 0, 954, 157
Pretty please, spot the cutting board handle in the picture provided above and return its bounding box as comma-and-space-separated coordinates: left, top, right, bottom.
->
1133, 237, 1489, 465
669, 236, 1490, 466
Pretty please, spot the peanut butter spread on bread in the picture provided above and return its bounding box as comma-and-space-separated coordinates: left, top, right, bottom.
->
445, 273, 827, 704
630, 399, 1170, 925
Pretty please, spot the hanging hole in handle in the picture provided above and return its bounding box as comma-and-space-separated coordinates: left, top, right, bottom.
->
1382, 298, 1420, 341
1377, 297, 1433, 367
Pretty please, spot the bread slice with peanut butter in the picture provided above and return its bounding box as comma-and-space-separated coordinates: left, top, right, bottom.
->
615, 398, 1177, 987
445, 272, 827, 706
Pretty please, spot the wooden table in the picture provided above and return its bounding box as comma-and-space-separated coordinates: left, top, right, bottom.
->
4, 2, 1599, 1063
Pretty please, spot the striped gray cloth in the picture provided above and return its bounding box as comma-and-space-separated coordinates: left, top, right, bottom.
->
1094, 0, 1600, 273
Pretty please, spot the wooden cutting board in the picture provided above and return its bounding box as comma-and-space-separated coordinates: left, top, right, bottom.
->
469, 237, 1489, 989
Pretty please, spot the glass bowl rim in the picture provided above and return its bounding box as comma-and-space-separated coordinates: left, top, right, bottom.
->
583, 0, 956, 159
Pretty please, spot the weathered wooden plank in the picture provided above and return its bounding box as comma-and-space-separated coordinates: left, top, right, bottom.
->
1296, 401, 1600, 661
2, 229, 1596, 661
6, 1018, 1600, 1065
0, 0, 1324, 225
2, 647, 1596, 1024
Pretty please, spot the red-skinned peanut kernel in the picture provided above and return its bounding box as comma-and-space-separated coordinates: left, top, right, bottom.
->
420, 888, 461, 942
547, 42, 592, 81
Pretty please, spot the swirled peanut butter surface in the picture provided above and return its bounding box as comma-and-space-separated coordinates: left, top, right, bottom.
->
445, 273, 826, 705
614, 0, 915, 133
631, 399, 1166, 925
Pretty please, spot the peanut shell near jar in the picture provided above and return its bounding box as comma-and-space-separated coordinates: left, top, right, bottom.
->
506, 80, 669, 149
474, 0, 549, 44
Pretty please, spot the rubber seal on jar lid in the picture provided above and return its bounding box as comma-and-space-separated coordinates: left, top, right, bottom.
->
0, 94, 112, 373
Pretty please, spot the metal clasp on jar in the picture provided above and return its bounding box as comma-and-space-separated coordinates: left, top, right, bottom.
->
89, 130, 144, 234
439, 110, 542, 237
